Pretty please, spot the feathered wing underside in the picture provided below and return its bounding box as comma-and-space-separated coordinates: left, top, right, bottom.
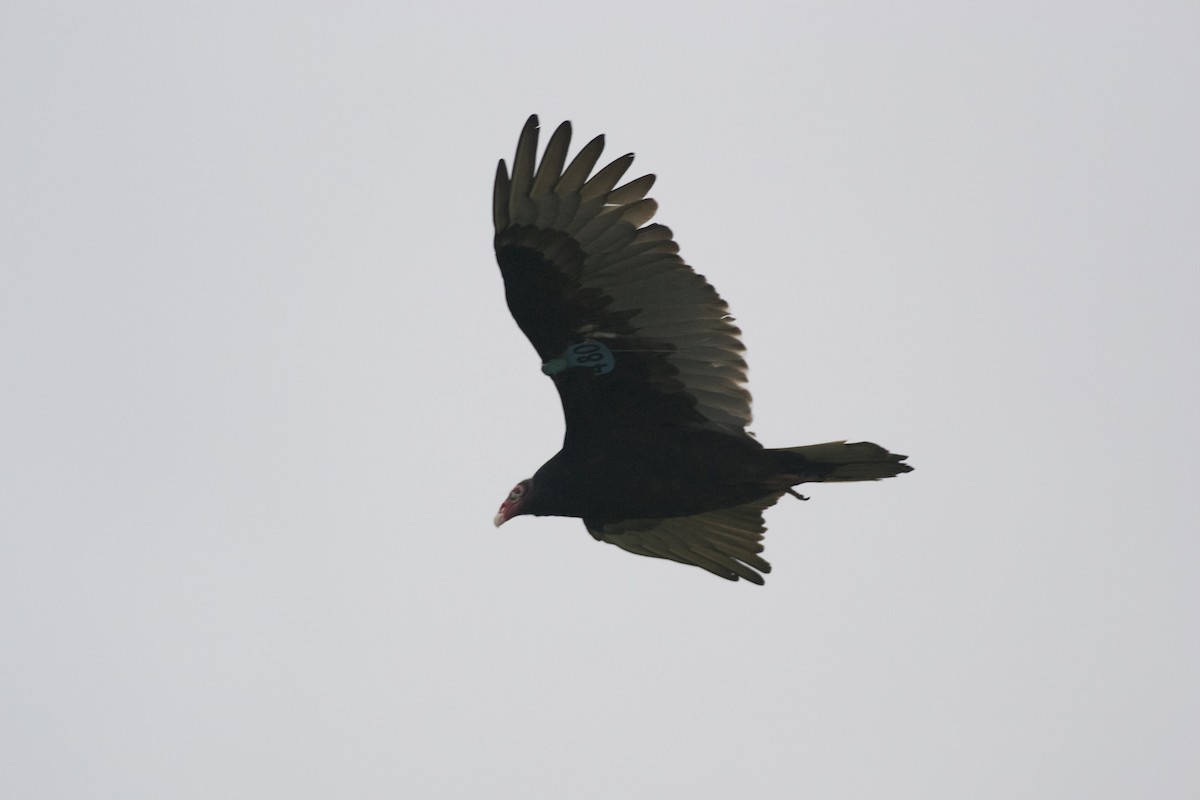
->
586, 491, 788, 585
494, 115, 752, 436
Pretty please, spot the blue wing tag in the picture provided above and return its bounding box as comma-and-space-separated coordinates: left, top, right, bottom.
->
541, 340, 616, 376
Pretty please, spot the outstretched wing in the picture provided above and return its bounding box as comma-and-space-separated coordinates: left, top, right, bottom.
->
494, 115, 751, 442
586, 492, 787, 585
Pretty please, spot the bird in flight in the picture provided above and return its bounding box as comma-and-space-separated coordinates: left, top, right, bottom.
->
491, 115, 911, 584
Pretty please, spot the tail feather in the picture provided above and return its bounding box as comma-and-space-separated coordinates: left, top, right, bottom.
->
777, 440, 912, 482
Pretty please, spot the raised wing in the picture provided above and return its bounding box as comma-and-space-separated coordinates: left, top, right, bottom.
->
494, 115, 752, 441
586, 492, 787, 585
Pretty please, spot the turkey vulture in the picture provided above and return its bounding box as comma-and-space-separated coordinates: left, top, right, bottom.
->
491, 115, 911, 584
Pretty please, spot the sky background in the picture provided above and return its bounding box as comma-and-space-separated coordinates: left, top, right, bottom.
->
2, 1, 1198, 797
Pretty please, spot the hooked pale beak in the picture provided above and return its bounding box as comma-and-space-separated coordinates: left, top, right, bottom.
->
494, 480, 529, 527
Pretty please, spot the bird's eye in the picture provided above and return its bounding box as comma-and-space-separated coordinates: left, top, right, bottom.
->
509, 485, 525, 500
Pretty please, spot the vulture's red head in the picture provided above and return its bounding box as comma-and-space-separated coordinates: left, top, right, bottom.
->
493, 479, 533, 527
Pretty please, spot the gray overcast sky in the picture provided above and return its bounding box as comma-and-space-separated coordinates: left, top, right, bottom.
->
2, 2, 1197, 797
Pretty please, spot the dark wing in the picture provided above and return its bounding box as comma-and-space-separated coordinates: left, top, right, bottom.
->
494, 115, 751, 441
586, 492, 787, 585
